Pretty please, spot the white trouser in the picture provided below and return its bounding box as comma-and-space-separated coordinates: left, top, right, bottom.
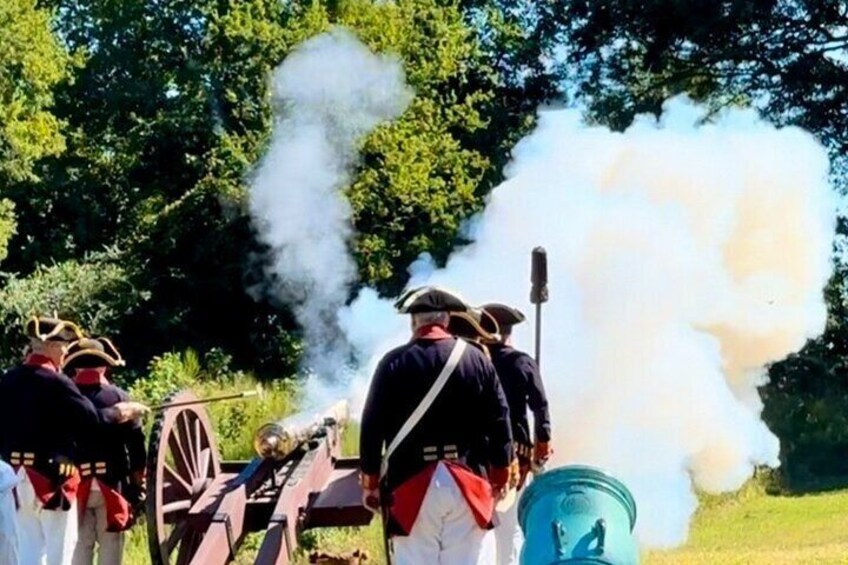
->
72, 489, 124, 565
16, 467, 78, 565
494, 496, 523, 565
0, 463, 18, 565
392, 462, 496, 565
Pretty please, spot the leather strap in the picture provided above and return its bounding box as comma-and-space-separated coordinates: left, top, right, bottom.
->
380, 340, 467, 480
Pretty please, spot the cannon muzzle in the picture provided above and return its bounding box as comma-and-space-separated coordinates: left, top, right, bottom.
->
518, 466, 638, 565
254, 400, 349, 460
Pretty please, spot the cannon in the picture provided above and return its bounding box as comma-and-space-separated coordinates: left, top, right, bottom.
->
519, 466, 639, 565
145, 391, 372, 565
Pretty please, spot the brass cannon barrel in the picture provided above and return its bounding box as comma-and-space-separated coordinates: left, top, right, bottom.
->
253, 400, 349, 460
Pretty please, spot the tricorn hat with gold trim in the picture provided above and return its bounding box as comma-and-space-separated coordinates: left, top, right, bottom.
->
25, 316, 83, 342
394, 286, 468, 314
63, 337, 125, 371
448, 308, 500, 343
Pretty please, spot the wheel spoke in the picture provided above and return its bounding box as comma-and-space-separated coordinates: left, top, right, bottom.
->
171, 414, 197, 480
197, 448, 211, 479
163, 462, 192, 497
180, 413, 199, 478
181, 413, 199, 472
194, 417, 203, 473
164, 521, 189, 555
162, 499, 192, 514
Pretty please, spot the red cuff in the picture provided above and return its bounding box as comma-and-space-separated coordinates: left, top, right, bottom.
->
359, 472, 379, 490
489, 466, 510, 489
534, 442, 552, 461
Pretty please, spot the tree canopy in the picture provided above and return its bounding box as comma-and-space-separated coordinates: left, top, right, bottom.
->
1, 0, 847, 484
0, 0, 72, 262
0, 0, 538, 373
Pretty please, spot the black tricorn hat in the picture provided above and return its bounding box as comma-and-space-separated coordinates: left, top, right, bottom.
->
448, 308, 500, 343
63, 337, 125, 371
481, 303, 526, 329
394, 286, 469, 314
25, 316, 83, 342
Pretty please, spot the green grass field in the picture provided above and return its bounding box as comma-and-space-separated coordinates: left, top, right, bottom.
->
644, 487, 848, 565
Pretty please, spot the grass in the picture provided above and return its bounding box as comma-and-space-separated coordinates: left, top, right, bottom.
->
302, 474, 848, 565
644, 485, 848, 564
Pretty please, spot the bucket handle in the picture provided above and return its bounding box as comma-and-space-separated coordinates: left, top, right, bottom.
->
593, 518, 606, 554
552, 520, 568, 558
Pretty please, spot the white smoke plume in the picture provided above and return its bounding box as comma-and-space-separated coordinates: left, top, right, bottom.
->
249, 28, 413, 386
340, 97, 835, 547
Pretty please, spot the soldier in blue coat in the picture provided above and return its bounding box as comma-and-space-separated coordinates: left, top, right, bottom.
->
0, 316, 147, 565
481, 303, 552, 565
64, 337, 147, 565
359, 287, 514, 565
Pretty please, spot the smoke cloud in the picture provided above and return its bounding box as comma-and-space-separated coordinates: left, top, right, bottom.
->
249, 28, 413, 386
340, 97, 835, 547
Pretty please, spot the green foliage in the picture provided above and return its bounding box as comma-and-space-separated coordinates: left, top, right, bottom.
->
127, 347, 298, 460
763, 264, 848, 485
507, 0, 848, 487
537, 1, 848, 163
124, 350, 202, 405
0, 248, 148, 367
0, 0, 536, 374
229, 0, 514, 293
335, 0, 498, 290
758, 218, 848, 485
0, 0, 70, 184
0, 198, 15, 263
4, 0, 305, 373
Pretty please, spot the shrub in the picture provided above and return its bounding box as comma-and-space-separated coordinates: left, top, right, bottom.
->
0, 248, 148, 367
127, 347, 298, 460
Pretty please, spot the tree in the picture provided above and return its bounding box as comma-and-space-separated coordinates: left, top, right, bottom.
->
332, 0, 498, 290
537, 1, 848, 156
0, 0, 71, 262
1, 0, 536, 375
0, 248, 147, 368
0, 200, 15, 263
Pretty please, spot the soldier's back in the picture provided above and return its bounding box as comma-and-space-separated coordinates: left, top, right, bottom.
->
75, 382, 132, 479
376, 337, 503, 485
0, 364, 85, 462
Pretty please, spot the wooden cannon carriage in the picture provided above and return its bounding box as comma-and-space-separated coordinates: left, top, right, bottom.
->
145, 391, 373, 564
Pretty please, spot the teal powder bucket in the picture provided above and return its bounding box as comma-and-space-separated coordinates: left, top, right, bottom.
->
518, 465, 639, 565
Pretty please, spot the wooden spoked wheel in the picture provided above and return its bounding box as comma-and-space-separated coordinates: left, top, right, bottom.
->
147, 391, 221, 565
